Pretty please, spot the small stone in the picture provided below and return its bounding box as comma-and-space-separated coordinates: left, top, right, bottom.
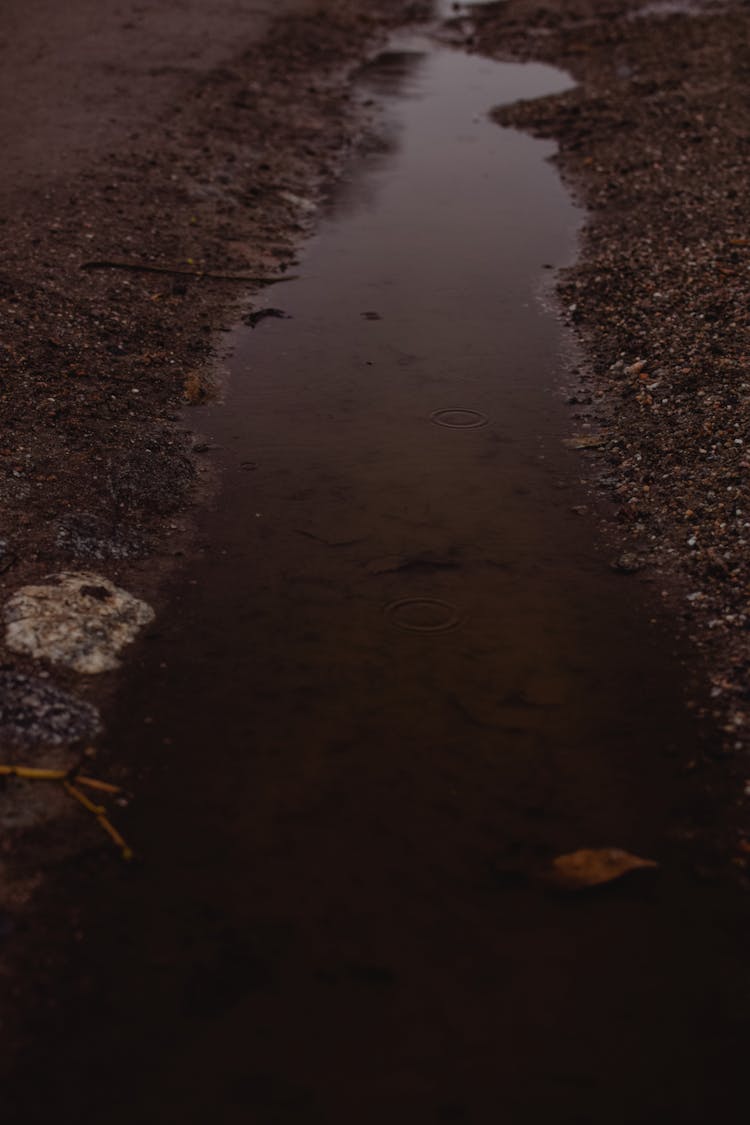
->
610, 552, 645, 574
3, 572, 155, 674
563, 433, 609, 450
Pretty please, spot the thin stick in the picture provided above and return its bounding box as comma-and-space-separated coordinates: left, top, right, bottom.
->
75, 775, 122, 795
81, 260, 297, 285
64, 781, 106, 816
0, 761, 134, 861
0, 765, 67, 781
65, 782, 135, 861
96, 816, 135, 862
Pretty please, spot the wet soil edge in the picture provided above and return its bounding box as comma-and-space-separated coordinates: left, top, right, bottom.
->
444, 0, 750, 848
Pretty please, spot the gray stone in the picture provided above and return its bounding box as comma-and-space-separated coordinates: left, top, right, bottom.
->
0, 670, 101, 748
4, 571, 155, 674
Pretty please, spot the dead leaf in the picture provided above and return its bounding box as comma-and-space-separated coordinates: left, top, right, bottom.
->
549, 848, 659, 890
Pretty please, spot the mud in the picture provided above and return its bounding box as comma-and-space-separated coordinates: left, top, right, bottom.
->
2, 20, 749, 1123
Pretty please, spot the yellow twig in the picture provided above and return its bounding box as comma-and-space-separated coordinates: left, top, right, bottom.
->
0, 760, 134, 861
96, 815, 135, 862
64, 782, 135, 860
64, 781, 106, 816
75, 775, 122, 795
0, 765, 67, 781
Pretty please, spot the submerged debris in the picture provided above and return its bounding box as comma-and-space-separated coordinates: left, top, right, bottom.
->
243, 307, 291, 328
364, 550, 461, 575
3, 572, 154, 674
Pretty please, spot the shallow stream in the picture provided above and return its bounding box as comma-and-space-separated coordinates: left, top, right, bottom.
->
18, 26, 750, 1125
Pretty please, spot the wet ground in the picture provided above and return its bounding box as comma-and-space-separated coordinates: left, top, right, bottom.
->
454, 0, 750, 774
5, 24, 750, 1122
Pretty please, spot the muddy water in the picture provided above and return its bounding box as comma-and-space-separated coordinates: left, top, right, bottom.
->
16, 37, 750, 1125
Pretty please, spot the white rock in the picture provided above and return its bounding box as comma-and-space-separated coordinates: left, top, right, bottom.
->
3, 572, 155, 674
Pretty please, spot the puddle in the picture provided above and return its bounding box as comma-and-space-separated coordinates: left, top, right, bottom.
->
20, 29, 750, 1125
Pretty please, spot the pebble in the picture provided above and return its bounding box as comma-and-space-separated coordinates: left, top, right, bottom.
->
3, 572, 155, 674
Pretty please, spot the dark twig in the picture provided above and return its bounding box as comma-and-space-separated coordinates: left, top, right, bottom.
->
81, 259, 297, 285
